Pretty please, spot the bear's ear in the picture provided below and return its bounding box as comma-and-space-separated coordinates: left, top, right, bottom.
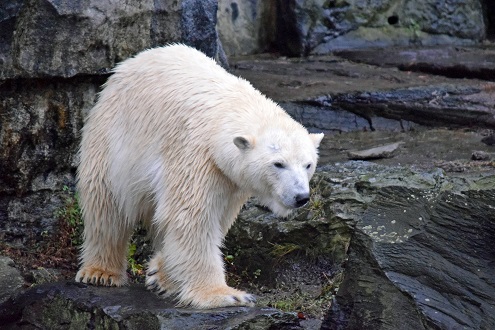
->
234, 136, 255, 151
310, 133, 324, 148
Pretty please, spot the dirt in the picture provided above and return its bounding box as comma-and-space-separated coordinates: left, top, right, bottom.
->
319, 127, 495, 171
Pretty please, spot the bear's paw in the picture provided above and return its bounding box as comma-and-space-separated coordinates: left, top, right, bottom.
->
180, 286, 256, 309
75, 266, 127, 286
146, 268, 175, 297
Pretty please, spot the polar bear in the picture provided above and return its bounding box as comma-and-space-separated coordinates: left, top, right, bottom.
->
75, 44, 323, 309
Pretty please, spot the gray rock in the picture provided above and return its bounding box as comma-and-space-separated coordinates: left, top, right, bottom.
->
317, 162, 495, 329
230, 52, 495, 130
347, 142, 402, 160
0, 0, 220, 79
0, 281, 303, 329
269, 0, 485, 56
0, 256, 24, 305
335, 47, 495, 81
471, 150, 491, 161
181, 0, 220, 59
217, 0, 270, 56
0, 77, 99, 245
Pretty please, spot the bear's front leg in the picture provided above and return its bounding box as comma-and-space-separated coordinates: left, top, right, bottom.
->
146, 225, 256, 308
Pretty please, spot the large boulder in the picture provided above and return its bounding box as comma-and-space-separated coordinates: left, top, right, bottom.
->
1, 0, 220, 79
217, 0, 487, 56
318, 162, 495, 329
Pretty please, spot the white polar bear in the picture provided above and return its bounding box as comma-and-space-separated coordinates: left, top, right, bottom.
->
75, 44, 323, 308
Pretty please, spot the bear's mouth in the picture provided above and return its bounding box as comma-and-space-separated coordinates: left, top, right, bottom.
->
268, 199, 294, 218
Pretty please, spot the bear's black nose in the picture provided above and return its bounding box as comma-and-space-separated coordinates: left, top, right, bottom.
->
295, 194, 310, 208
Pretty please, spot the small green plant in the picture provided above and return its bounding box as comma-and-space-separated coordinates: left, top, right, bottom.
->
307, 196, 325, 219
224, 252, 262, 285
127, 242, 145, 277
408, 18, 421, 43
272, 299, 297, 312
55, 185, 83, 247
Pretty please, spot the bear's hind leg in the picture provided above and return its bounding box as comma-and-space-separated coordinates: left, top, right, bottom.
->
75, 183, 133, 286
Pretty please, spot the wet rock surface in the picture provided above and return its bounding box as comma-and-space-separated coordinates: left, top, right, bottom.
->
317, 163, 495, 329
335, 46, 495, 81
0, 281, 302, 329
0, 0, 221, 79
217, 0, 489, 56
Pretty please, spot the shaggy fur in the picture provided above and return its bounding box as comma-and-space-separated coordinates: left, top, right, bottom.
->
75, 44, 323, 308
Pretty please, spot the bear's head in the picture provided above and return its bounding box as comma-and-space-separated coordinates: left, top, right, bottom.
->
233, 128, 324, 217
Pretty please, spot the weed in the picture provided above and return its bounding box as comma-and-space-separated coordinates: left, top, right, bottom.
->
272, 299, 296, 311
127, 242, 145, 277
408, 18, 421, 43
55, 185, 83, 247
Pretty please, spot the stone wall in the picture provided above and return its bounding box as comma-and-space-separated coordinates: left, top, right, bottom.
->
0, 0, 221, 246
218, 0, 491, 56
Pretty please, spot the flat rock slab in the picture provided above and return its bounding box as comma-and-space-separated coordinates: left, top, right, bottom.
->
0, 282, 302, 329
231, 54, 459, 101
335, 46, 495, 81
230, 49, 495, 130
347, 142, 402, 160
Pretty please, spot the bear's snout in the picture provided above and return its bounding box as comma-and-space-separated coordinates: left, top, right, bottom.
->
294, 193, 310, 208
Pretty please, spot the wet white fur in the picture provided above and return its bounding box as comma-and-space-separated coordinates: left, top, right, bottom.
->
75, 44, 323, 308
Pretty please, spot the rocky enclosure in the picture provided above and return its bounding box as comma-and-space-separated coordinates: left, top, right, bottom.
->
1, 1, 495, 329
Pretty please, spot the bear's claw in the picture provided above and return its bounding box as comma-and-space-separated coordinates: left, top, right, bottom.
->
182, 286, 256, 308
245, 294, 256, 304
75, 267, 126, 287
147, 269, 158, 276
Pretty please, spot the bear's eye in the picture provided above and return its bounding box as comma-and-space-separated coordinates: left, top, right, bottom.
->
306, 163, 312, 170
273, 162, 285, 169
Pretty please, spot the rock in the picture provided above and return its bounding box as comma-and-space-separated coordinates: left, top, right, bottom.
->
482, 134, 495, 146
434, 160, 467, 173
30, 267, 62, 285
322, 85, 495, 129
230, 54, 495, 130
0, 256, 24, 305
0, 76, 100, 245
347, 142, 402, 160
217, 1, 489, 57
318, 162, 495, 329
312, 27, 479, 54
0, 0, 221, 79
217, 0, 272, 56
181, 0, 222, 60
0, 281, 303, 329
224, 161, 495, 327
471, 150, 491, 161
335, 46, 495, 81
